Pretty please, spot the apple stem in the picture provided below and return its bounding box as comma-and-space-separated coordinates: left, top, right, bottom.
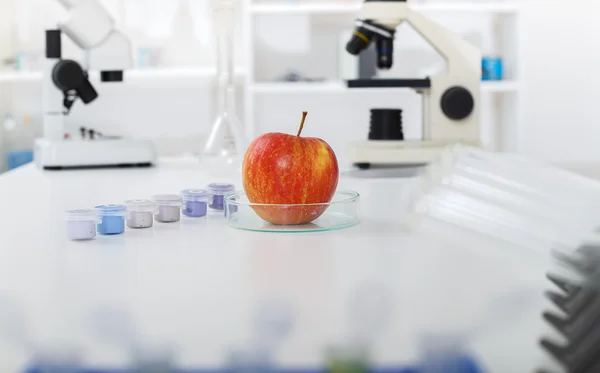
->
297, 111, 308, 137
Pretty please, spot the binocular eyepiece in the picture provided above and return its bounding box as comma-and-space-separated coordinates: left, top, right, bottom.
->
346, 20, 395, 70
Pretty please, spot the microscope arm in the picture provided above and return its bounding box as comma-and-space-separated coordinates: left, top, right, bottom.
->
56, 0, 133, 72
357, 2, 480, 76
404, 9, 480, 76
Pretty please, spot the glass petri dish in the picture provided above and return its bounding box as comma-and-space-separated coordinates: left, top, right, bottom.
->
224, 190, 360, 233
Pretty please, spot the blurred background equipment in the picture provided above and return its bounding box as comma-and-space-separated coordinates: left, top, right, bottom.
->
0, 0, 529, 173
202, 0, 248, 175
540, 246, 600, 373
344, 0, 481, 169
402, 144, 600, 254
34, 0, 156, 170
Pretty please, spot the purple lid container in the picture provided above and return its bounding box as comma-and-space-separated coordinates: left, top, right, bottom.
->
207, 183, 235, 196
181, 189, 209, 202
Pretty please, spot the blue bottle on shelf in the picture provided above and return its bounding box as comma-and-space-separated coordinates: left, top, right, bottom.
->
482, 56, 503, 81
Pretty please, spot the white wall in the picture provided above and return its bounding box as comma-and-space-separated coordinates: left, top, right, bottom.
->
520, 0, 600, 163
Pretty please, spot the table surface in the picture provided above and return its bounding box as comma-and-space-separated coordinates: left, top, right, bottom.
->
0, 159, 561, 373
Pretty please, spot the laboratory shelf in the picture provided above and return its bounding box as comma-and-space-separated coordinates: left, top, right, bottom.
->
251, 2, 520, 15
481, 80, 521, 93
0, 67, 247, 83
126, 67, 247, 79
251, 81, 348, 93
0, 71, 41, 83
250, 81, 520, 94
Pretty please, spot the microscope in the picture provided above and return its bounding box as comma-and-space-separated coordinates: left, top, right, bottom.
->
34, 0, 156, 170
345, 0, 481, 169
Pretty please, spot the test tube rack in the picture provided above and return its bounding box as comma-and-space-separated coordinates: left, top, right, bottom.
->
539, 245, 600, 373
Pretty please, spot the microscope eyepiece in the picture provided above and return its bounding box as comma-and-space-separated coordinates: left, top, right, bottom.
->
346, 20, 395, 69
346, 27, 375, 55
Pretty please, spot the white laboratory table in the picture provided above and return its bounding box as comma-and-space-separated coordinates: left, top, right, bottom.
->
0, 159, 560, 373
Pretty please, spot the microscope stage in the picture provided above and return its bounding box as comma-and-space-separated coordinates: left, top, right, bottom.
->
348, 139, 480, 168
34, 138, 157, 170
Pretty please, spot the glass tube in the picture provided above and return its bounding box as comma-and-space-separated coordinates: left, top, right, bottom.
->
404, 145, 600, 255
203, 0, 248, 176
434, 145, 600, 206
422, 166, 600, 237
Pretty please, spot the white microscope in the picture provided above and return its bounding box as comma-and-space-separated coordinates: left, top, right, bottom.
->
34, 0, 156, 170
345, 0, 481, 169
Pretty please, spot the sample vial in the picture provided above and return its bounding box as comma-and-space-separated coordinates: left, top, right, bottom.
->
181, 189, 209, 217
65, 209, 98, 240
207, 183, 235, 211
227, 346, 273, 373
125, 199, 154, 229
95, 205, 127, 235
152, 194, 183, 223
130, 344, 175, 373
31, 347, 83, 373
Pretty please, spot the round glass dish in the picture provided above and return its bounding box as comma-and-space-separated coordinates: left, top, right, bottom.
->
224, 190, 360, 232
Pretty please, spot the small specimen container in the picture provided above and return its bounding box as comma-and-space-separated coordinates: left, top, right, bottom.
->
65, 209, 98, 240
181, 189, 209, 217
95, 204, 127, 235
125, 199, 154, 229
207, 183, 235, 211
152, 194, 183, 223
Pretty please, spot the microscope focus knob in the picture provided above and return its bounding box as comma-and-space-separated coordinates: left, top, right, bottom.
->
52, 59, 98, 104
441, 86, 474, 121
52, 60, 85, 91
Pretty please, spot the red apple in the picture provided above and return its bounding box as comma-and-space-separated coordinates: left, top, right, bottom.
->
242, 112, 339, 225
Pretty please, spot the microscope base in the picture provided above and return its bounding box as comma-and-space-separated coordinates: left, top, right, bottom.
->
34, 138, 157, 170
348, 140, 480, 168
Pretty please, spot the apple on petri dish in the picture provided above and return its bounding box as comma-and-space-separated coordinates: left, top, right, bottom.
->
241, 112, 339, 225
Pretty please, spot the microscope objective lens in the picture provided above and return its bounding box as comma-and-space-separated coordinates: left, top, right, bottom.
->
376, 38, 394, 69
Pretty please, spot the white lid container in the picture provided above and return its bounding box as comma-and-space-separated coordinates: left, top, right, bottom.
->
152, 194, 182, 207
125, 199, 154, 213
65, 209, 98, 222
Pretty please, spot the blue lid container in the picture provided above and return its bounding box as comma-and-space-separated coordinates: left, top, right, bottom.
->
95, 204, 127, 235
95, 204, 127, 216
